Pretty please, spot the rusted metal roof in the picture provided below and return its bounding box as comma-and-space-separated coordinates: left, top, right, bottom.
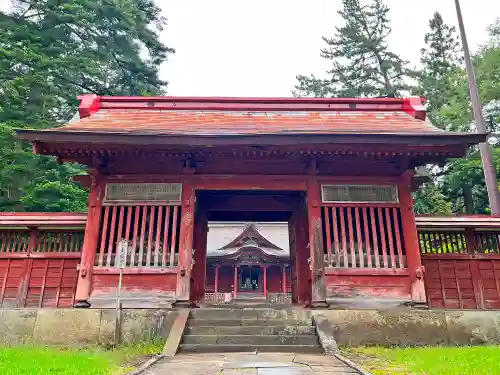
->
16, 95, 483, 140
0, 213, 87, 229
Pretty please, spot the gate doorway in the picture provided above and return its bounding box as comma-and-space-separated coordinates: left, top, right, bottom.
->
190, 190, 311, 306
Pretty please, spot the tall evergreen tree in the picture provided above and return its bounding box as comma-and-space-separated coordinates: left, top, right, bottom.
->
419, 12, 463, 128
0, 0, 174, 211
294, 0, 414, 98
421, 17, 500, 214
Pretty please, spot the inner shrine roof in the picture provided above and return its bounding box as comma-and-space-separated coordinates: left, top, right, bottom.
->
207, 222, 289, 260
17, 96, 485, 148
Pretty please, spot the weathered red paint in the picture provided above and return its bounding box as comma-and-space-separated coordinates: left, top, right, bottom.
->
74, 174, 104, 304
0, 255, 80, 308
263, 266, 267, 297
90, 272, 176, 306
214, 266, 219, 293
175, 182, 195, 305
398, 173, 426, 303
325, 274, 412, 299
306, 177, 328, 307
191, 209, 208, 304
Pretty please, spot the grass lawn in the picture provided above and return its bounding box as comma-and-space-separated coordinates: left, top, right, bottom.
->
343, 346, 500, 375
0, 342, 163, 375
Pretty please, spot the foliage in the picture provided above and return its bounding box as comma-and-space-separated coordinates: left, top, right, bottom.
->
418, 12, 463, 128
21, 181, 89, 212
437, 18, 500, 213
294, 0, 414, 98
295, 7, 500, 215
0, 0, 174, 211
343, 346, 500, 375
413, 183, 452, 216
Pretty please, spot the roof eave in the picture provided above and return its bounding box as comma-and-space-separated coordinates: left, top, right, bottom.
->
16, 129, 487, 149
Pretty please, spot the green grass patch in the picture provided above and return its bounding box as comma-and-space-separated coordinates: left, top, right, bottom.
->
0, 341, 164, 375
343, 346, 500, 375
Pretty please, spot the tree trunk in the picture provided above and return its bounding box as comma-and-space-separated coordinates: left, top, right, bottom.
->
463, 185, 474, 214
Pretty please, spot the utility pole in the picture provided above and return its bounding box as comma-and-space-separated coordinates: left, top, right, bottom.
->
454, 0, 500, 215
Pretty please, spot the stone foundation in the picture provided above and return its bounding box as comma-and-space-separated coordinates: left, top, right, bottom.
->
3, 308, 500, 348
0, 309, 174, 347
313, 309, 500, 347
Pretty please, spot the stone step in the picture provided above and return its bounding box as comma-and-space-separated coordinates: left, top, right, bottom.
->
187, 318, 313, 327
178, 343, 323, 354
189, 309, 312, 322
182, 334, 319, 346
184, 325, 316, 335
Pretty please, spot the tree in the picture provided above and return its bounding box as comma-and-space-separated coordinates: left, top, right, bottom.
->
413, 183, 452, 216
294, 0, 414, 98
430, 18, 500, 214
0, 0, 174, 211
419, 12, 463, 128
1, 0, 174, 124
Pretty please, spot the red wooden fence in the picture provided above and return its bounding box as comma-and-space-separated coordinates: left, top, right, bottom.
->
417, 216, 500, 310
0, 213, 85, 308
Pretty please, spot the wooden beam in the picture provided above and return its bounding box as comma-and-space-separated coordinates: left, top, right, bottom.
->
398, 173, 426, 304
306, 172, 328, 307
74, 171, 104, 307
174, 182, 196, 306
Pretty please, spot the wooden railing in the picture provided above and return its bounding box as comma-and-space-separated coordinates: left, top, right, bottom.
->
322, 205, 405, 269
416, 216, 500, 255
96, 205, 181, 268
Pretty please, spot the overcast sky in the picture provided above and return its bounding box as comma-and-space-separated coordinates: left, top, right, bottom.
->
159, 0, 500, 97
1, 0, 498, 97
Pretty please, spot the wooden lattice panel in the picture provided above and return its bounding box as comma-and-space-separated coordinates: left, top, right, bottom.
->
104, 183, 182, 205
322, 206, 405, 268
321, 185, 399, 203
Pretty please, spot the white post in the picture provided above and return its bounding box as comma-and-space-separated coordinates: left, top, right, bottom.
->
114, 239, 128, 347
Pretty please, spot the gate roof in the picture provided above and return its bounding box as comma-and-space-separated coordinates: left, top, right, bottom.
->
17, 95, 484, 163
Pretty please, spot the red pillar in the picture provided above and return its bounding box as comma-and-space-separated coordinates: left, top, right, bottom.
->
74, 171, 104, 307
263, 266, 268, 297
190, 209, 207, 304
282, 267, 287, 293
399, 173, 426, 304
175, 182, 196, 306
307, 176, 328, 307
233, 265, 238, 297
215, 266, 219, 293
294, 207, 310, 306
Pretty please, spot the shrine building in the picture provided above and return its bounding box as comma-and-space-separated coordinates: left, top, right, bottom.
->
206, 222, 291, 302
17, 95, 484, 308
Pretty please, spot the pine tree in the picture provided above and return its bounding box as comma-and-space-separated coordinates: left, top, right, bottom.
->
294, 0, 414, 98
419, 12, 463, 128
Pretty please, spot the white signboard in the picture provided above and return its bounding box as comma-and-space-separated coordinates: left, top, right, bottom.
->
117, 239, 128, 269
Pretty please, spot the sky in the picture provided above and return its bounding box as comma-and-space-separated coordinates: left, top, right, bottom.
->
1, 0, 499, 97
158, 0, 500, 97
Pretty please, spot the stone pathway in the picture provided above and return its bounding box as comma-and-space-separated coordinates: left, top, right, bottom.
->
142, 352, 362, 374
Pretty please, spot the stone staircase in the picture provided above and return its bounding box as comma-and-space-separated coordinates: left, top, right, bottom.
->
178, 308, 323, 353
